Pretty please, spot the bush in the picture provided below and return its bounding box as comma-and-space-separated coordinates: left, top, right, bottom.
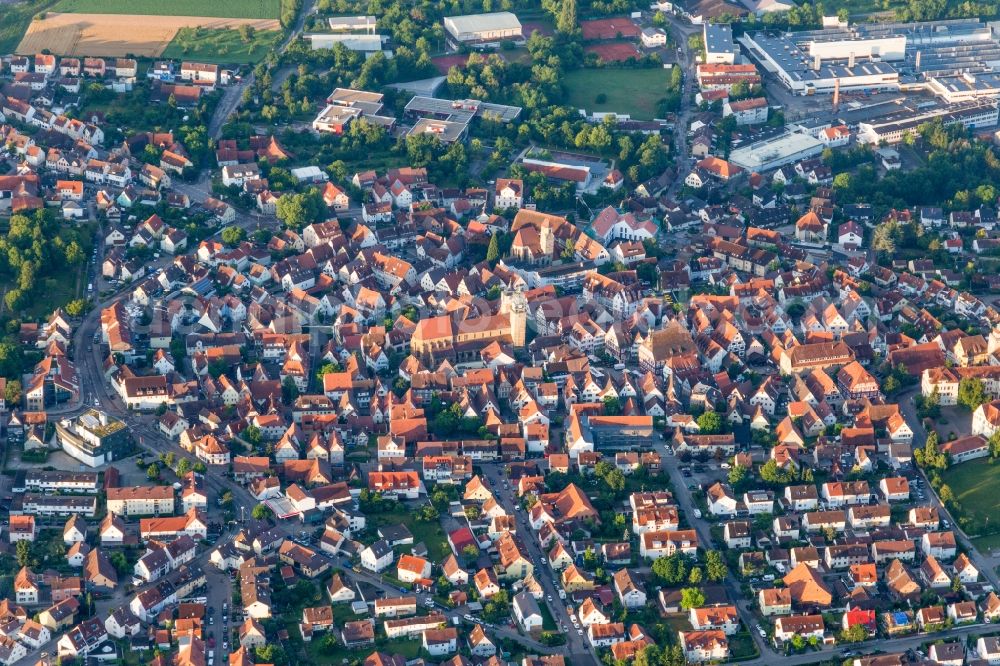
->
595, 93, 608, 104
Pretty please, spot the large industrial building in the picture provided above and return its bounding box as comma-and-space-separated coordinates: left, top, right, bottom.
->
856, 100, 999, 144
443, 12, 523, 48
742, 18, 1000, 98
727, 127, 824, 172
740, 31, 901, 95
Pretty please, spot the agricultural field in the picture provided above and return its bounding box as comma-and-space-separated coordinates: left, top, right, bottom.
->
17, 12, 279, 57
162, 28, 283, 64
562, 67, 675, 120
50, 0, 280, 19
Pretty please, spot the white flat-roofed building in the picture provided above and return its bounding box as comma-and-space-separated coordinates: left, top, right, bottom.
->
327, 15, 377, 33
444, 12, 523, 47
928, 72, 1000, 103
642, 27, 667, 48
408, 118, 468, 143
312, 105, 363, 134
306, 33, 388, 54
807, 35, 906, 61
704, 24, 737, 64
740, 31, 901, 95
723, 97, 769, 125
857, 100, 999, 144
728, 128, 824, 172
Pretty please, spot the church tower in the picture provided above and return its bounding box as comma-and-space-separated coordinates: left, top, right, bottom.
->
502, 288, 528, 348
540, 223, 554, 258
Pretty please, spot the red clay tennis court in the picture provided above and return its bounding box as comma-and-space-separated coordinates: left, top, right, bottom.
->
580, 17, 640, 40
585, 41, 641, 62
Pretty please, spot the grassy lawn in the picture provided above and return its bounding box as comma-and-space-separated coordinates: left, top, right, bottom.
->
161, 29, 283, 64
663, 612, 693, 635
940, 460, 1000, 536
973, 532, 1000, 554
51, 0, 280, 18
562, 67, 676, 120
1, 0, 59, 54
372, 509, 451, 562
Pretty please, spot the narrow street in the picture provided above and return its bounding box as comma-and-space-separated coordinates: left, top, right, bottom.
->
481, 464, 601, 666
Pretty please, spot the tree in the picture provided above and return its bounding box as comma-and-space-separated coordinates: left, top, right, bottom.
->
759, 459, 791, 485
4, 379, 22, 408
688, 566, 703, 584
15, 540, 32, 567
486, 233, 500, 265
696, 410, 723, 434
705, 550, 728, 582
244, 425, 262, 446
239, 24, 255, 43
556, 0, 577, 33
914, 430, 948, 470
65, 298, 88, 317
281, 376, 299, 404
275, 192, 321, 229
938, 483, 955, 506
255, 645, 287, 666
561, 236, 575, 260
176, 458, 191, 477
991, 431, 1000, 459
252, 504, 274, 520
680, 587, 706, 610
147, 463, 160, 480
917, 388, 941, 419
651, 552, 689, 585
727, 464, 747, 487
602, 395, 621, 415
109, 550, 129, 573
872, 221, 897, 256
221, 226, 246, 247
604, 469, 626, 493
958, 377, 988, 410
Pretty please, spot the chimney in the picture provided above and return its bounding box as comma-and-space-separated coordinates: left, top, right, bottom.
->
833, 78, 840, 112
915, 50, 921, 72
813, 54, 821, 71
848, 51, 855, 68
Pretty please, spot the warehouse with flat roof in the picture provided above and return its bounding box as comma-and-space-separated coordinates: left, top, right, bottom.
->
856, 100, 999, 144
728, 128, 824, 172
742, 18, 1000, 96
443, 12, 522, 47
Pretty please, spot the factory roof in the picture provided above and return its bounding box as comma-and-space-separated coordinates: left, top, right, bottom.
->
704, 23, 735, 56
728, 129, 823, 171
444, 12, 522, 36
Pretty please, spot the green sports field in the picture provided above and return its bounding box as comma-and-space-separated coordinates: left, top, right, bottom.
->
51, 0, 280, 19
162, 28, 283, 64
941, 460, 1000, 537
562, 67, 674, 120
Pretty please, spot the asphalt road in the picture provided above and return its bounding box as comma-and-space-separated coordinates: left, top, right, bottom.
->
482, 464, 601, 666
